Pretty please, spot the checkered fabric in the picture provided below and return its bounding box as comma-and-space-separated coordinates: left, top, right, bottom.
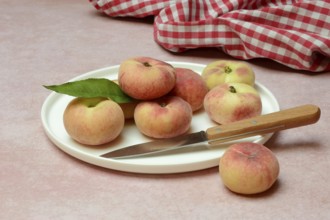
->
89, 0, 330, 72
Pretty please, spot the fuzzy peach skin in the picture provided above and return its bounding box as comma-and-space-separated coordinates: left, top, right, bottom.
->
202, 60, 255, 90
169, 68, 209, 112
219, 142, 280, 195
118, 57, 176, 100
204, 82, 262, 124
63, 97, 125, 145
134, 96, 192, 138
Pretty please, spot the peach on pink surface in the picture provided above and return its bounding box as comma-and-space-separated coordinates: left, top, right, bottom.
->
170, 68, 209, 112
63, 97, 124, 145
202, 60, 255, 90
204, 83, 262, 124
118, 57, 176, 100
134, 96, 192, 138
219, 142, 280, 195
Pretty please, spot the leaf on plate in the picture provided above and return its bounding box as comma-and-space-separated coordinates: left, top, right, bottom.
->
43, 78, 133, 103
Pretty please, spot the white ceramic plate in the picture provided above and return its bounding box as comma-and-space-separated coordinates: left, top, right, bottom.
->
41, 62, 280, 174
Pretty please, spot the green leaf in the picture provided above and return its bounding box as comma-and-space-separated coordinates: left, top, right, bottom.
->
43, 78, 133, 103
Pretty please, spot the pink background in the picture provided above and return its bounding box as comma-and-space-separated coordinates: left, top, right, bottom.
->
1, 1, 330, 219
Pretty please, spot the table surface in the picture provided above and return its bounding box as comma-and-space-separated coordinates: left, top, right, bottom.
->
1, 1, 330, 219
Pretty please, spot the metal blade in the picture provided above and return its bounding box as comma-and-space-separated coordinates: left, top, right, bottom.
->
100, 131, 208, 159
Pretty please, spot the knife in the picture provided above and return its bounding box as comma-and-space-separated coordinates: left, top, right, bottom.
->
100, 104, 320, 159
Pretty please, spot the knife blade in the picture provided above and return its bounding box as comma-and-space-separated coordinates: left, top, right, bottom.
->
100, 104, 320, 159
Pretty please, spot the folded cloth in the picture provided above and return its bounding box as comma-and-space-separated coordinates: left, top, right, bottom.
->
90, 0, 330, 72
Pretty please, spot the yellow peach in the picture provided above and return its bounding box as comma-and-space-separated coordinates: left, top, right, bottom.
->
219, 142, 280, 195
63, 97, 124, 145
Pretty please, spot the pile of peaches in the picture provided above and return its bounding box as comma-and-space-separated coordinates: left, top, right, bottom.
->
62, 57, 279, 195
64, 57, 262, 145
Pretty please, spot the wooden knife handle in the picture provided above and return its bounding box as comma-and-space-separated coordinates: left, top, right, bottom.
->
206, 104, 320, 144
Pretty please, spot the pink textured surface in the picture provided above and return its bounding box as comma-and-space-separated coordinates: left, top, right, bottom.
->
1, 1, 330, 219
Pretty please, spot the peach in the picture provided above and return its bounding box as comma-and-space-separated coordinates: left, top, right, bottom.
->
169, 68, 209, 112
134, 96, 192, 138
118, 57, 176, 100
219, 142, 280, 195
118, 101, 139, 120
112, 79, 139, 119
202, 60, 255, 90
63, 97, 124, 145
204, 83, 262, 124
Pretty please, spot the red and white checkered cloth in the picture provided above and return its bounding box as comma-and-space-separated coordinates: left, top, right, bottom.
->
89, 0, 330, 72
